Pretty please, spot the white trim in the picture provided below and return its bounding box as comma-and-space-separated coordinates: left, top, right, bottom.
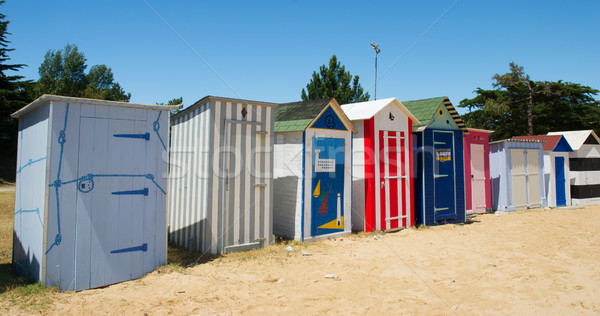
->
12, 94, 179, 118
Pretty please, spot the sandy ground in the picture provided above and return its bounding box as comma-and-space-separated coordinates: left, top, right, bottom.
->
7, 205, 600, 315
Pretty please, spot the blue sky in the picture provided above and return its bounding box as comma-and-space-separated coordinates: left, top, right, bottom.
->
4, 1, 599, 114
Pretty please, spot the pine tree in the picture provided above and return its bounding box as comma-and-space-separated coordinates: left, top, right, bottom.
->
0, 0, 33, 181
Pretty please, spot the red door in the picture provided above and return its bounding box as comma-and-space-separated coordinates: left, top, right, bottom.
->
378, 131, 407, 230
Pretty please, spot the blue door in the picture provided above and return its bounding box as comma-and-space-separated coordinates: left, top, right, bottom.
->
433, 131, 456, 221
311, 137, 345, 236
555, 156, 566, 206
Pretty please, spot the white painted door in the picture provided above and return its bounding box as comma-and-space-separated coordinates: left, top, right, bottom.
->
511, 149, 527, 210
75, 117, 148, 290
527, 151, 541, 208
470, 144, 487, 213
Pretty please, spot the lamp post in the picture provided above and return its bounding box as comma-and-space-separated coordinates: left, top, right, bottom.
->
371, 42, 380, 100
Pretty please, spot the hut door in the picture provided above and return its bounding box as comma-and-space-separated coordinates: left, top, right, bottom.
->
222, 121, 263, 253
378, 131, 407, 230
433, 131, 456, 221
555, 156, 566, 206
527, 151, 541, 208
510, 149, 527, 209
470, 144, 487, 212
75, 117, 149, 291
310, 137, 345, 236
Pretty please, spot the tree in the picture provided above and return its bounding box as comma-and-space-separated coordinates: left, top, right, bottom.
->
0, 0, 34, 181
157, 97, 183, 106
157, 97, 183, 115
301, 55, 370, 104
460, 62, 600, 140
37, 44, 130, 101
81, 64, 131, 101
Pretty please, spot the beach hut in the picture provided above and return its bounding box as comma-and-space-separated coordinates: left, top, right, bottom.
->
11, 95, 177, 291
463, 128, 494, 214
403, 97, 467, 226
489, 139, 545, 211
168, 96, 276, 254
340, 98, 419, 232
273, 98, 356, 241
514, 135, 573, 207
548, 130, 600, 205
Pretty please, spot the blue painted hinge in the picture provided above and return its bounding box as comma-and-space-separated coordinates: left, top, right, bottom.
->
113, 133, 150, 140
111, 243, 148, 254
111, 188, 149, 196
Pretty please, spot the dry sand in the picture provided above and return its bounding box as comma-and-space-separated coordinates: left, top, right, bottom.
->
7, 205, 600, 315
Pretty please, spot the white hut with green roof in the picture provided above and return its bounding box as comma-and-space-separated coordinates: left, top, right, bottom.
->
273, 98, 356, 241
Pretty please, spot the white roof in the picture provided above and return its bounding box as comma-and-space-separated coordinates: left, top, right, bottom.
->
12, 94, 181, 118
547, 130, 600, 151
340, 98, 420, 123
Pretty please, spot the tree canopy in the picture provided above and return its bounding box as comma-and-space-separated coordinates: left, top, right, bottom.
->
301, 55, 370, 104
459, 62, 600, 140
37, 44, 131, 101
0, 0, 35, 180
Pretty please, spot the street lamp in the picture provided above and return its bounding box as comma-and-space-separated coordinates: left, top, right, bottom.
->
371, 42, 380, 100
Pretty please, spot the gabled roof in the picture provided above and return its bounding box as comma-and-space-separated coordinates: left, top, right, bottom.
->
402, 96, 468, 133
547, 130, 600, 151
275, 98, 356, 133
513, 135, 573, 152
339, 98, 419, 123
12, 94, 181, 118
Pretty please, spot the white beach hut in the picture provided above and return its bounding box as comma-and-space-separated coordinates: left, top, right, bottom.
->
272, 98, 356, 241
12, 95, 177, 291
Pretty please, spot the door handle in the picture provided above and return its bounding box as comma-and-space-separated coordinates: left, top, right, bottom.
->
381, 181, 385, 189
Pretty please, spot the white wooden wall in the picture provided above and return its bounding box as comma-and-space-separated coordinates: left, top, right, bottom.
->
544, 151, 571, 207
43, 101, 169, 291
13, 104, 49, 281
273, 132, 303, 239
351, 121, 366, 231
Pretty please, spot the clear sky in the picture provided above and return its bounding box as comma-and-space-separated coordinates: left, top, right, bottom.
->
3, 1, 599, 114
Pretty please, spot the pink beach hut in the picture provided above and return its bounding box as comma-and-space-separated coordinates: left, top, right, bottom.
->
463, 128, 493, 214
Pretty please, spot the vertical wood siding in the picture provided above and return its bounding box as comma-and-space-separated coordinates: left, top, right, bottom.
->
168, 98, 274, 255
14, 98, 171, 292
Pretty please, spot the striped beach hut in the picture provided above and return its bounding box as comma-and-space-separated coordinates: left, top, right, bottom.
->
341, 98, 420, 232
403, 97, 467, 226
548, 130, 600, 205
514, 135, 573, 208
273, 98, 356, 241
11, 95, 177, 291
168, 96, 276, 254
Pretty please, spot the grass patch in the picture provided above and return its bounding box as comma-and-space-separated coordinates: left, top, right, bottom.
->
0, 191, 57, 312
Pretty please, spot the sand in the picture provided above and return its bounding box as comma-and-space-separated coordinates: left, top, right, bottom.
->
7, 205, 600, 315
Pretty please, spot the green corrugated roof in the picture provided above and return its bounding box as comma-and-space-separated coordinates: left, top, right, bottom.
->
274, 98, 333, 132
401, 97, 446, 127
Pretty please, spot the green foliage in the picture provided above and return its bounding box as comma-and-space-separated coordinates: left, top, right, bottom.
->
37, 44, 130, 102
157, 97, 183, 106
460, 62, 600, 140
301, 55, 370, 104
0, 0, 35, 179
157, 97, 183, 115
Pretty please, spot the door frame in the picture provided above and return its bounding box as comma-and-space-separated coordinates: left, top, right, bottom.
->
432, 130, 457, 221
378, 130, 408, 230
221, 119, 264, 253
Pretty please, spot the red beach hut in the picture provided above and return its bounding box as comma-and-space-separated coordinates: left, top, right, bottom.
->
340, 98, 420, 232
